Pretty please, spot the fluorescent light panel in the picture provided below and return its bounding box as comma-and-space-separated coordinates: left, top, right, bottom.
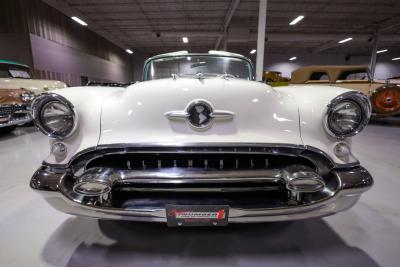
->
338, 37, 352, 44
182, 37, 189, 43
289, 57, 297, 61
376, 49, 388, 54
392, 57, 400, 61
289, 15, 304, 25
126, 49, 133, 54
250, 49, 256, 54
71, 16, 87, 26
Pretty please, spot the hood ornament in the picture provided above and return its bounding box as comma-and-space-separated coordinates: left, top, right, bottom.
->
165, 99, 234, 130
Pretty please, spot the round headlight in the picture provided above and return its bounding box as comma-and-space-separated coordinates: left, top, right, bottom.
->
325, 92, 371, 138
41, 101, 74, 136
20, 92, 35, 103
31, 93, 78, 139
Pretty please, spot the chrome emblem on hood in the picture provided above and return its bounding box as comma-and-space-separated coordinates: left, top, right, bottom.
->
165, 99, 234, 130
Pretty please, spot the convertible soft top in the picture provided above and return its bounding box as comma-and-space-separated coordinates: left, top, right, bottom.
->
291, 65, 369, 83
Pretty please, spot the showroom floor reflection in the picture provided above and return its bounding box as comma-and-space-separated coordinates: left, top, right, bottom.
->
42, 218, 379, 267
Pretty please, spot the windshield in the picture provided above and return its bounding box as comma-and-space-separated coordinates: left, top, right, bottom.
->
144, 55, 254, 81
0, 65, 32, 79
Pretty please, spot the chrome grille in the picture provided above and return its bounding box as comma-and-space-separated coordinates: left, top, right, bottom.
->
85, 152, 315, 171
0, 105, 28, 116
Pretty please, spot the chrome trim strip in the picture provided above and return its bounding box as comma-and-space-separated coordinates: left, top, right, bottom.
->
118, 169, 282, 183
42, 142, 360, 170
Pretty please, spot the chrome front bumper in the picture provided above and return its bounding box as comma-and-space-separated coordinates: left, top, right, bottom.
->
30, 165, 373, 223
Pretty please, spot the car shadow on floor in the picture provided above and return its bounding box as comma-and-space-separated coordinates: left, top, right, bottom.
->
41, 217, 379, 267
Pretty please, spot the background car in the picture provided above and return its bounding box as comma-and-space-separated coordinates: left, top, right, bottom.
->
0, 60, 67, 95
291, 65, 400, 116
0, 84, 35, 133
262, 71, 290, 83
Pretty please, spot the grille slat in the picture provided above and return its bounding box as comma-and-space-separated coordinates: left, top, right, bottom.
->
0, 105, 28, 116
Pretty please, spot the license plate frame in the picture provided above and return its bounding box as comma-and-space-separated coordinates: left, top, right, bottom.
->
166, 204, 229, 227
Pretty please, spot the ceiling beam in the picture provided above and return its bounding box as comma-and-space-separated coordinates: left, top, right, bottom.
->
376, 16, 400, 32
311, 15, 400, 54
214, 0, 241, 50
152, 31, 400, 42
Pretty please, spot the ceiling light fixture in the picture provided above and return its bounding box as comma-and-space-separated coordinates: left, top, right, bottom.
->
392, 57, 400, 61
376, 49, 388, 54
126, 49, 133, 54
182, 37, 189, 43
71, 16, 88, 26
338, 37, 352, 44
289, 57, 297, 61
289, 15, 305, 25
250, 49, 257, 54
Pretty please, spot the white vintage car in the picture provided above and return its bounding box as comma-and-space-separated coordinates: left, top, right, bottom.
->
30, 51, 373, 226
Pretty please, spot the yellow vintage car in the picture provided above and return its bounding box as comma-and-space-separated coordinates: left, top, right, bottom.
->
291, 65, 400, 116
262, 71, 290, 83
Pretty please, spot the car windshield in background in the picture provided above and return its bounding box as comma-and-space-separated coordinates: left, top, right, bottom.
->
9, 69, 31, 79
145, 55, 253, 81
0, 65, 32, 79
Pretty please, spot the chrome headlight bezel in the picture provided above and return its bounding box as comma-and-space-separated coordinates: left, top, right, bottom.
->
324, 91, 371, 138
31, 93, 78, 139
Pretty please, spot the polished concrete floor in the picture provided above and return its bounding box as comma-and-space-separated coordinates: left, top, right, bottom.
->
0, 122, 399, 267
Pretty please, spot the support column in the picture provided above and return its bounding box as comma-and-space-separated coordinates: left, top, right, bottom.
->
256, 0, 267, 81
369, 30, 379, 79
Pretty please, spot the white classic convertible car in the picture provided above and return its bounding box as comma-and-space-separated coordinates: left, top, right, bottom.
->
30, 51, 373, 226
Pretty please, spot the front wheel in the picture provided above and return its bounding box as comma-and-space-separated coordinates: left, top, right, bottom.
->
370, 85, 400, 116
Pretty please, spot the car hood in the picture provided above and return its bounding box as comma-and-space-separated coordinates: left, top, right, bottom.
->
0, 78, 67, 94
98, 77, 302, 146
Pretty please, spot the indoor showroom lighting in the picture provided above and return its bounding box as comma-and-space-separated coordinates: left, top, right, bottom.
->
392, 57, 400, 61
125, 49, 133, 54
338, 37, 353, 44
289, 15, 304, 25
71, 16, 87, 26
376, 49, 388, 54
182, 37, 189, 43
250, 49, 257, 54
289, 56, 297, 61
